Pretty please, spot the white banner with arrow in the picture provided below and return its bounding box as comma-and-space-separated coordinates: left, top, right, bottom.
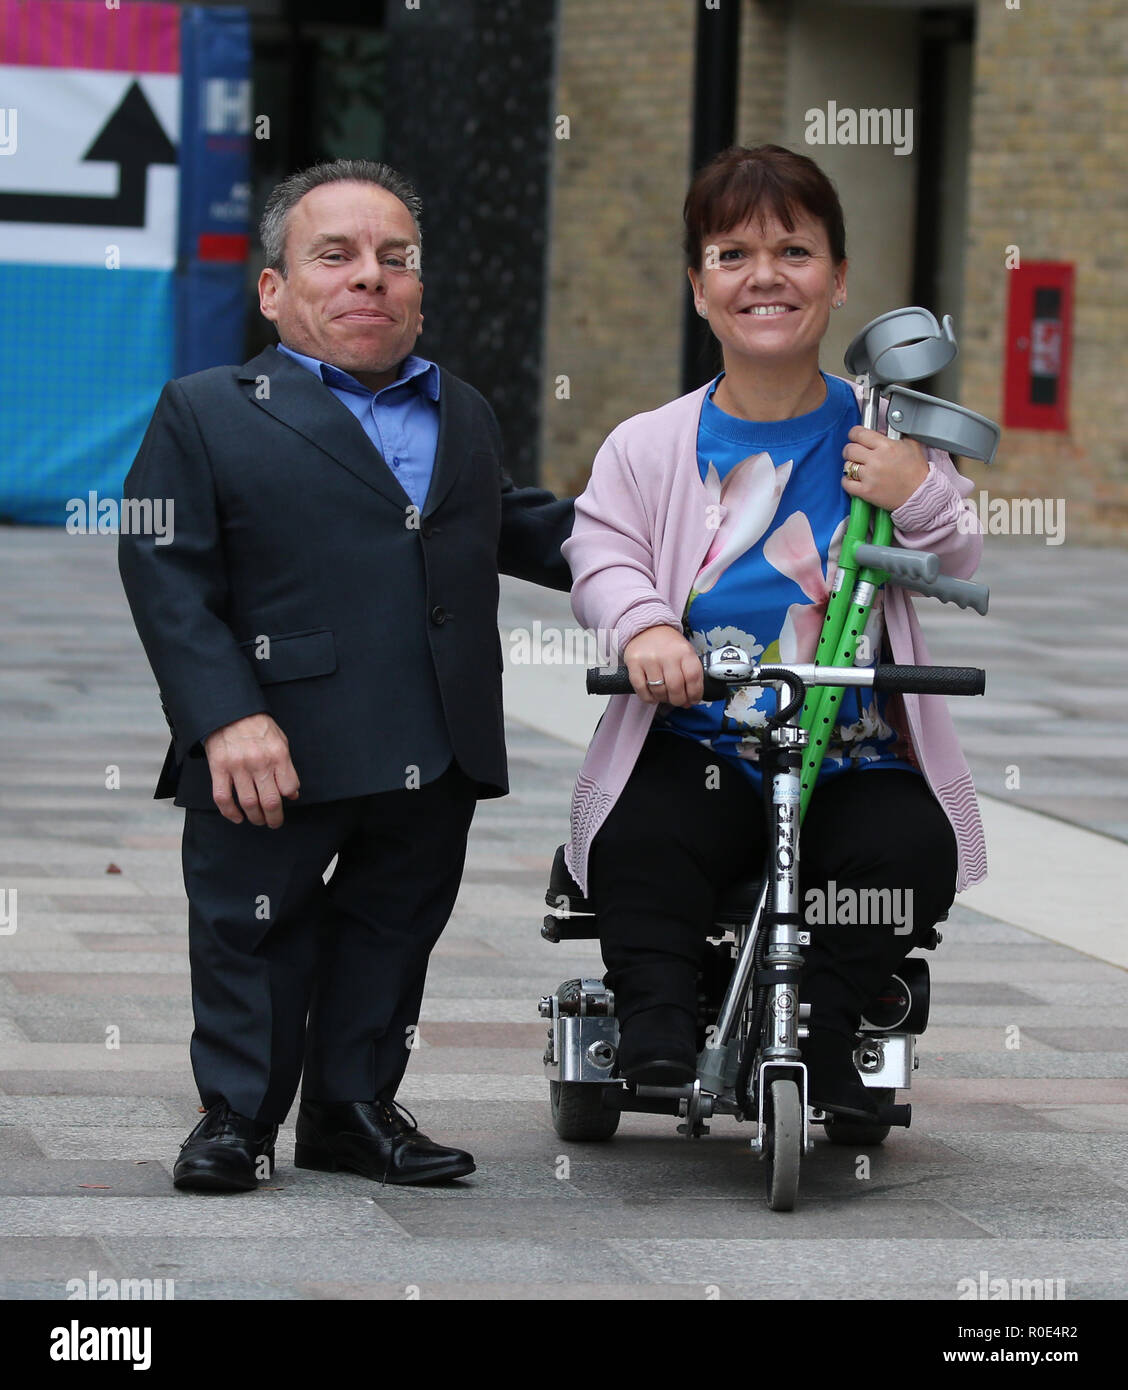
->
0, 67, 179, 268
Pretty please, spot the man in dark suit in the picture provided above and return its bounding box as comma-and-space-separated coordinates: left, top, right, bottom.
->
118, 159, 572, 1191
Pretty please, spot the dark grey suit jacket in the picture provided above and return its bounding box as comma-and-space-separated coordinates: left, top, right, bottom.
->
118, 344, 573, 807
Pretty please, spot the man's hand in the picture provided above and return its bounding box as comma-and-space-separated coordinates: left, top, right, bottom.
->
203, 714, 300, 827
623, 626, 704, 706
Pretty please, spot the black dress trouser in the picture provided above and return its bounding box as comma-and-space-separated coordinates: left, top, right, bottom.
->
588, 733, 958, 1038
181, 761, 478, 1124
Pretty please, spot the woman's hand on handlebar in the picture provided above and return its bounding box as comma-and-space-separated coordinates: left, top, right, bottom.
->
622, 626, 704, 706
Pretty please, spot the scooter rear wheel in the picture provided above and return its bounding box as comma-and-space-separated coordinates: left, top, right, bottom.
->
549, 1081, 621, 1141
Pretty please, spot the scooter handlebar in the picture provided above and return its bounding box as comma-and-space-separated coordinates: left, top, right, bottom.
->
586, 663, 986, 698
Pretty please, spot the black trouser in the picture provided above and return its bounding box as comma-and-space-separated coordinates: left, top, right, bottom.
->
181, 762, 477, 1124
589, 733, 957, 1037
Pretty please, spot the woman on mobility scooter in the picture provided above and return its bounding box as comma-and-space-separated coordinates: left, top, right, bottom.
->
561, 145, 986, 1121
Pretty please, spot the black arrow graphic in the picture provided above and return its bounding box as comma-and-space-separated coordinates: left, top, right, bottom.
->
0, 80, 177, 228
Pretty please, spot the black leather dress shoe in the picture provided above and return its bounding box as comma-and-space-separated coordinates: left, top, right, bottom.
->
294, 1099, 475, 1184
173, 1102, 278, 1192
616, 1004, 698, 1087
801, 1027, 879, 1120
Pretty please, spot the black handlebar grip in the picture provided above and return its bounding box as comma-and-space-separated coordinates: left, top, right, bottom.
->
585, 666, 730, 700
871, 664, 985, 696
586, 667, 634, 695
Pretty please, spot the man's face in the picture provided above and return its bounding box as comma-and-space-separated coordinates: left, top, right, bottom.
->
258, 181, 424, 392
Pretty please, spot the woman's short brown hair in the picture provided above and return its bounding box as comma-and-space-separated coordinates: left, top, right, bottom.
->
683, 144, 846, 270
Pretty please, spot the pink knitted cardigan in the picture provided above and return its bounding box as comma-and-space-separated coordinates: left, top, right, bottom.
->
561, 377, 987, 895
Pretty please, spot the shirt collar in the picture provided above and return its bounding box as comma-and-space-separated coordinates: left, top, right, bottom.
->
276, 343, 440, 402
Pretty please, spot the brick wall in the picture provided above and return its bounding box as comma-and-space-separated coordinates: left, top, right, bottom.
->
736, 0, 787, 147
961, 0, 1128, 542
538, 0, 694, 495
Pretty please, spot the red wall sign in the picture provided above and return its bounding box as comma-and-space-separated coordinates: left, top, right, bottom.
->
1004, 262, 1073, 431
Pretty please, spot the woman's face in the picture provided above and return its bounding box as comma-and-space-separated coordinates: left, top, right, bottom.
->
688, 206, 847, 371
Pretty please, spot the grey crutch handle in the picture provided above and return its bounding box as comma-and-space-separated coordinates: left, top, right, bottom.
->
885, 571, 990, 615
853, 544, 939, 584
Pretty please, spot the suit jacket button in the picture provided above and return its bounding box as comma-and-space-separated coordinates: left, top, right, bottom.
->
421, 522, 433, 539
430, 605, 447, 625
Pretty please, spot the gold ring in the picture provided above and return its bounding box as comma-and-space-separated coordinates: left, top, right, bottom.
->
848, 461, 862, 481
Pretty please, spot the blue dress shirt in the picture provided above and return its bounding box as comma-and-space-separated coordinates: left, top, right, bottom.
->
276, 343, 441, 513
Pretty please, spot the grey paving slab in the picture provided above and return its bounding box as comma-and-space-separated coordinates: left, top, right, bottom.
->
0, 1237, 121, 1281
0, 953, 188, 973
605, 1237, 1127, 1293
916, 1077, 1127, 1104
926, 981, 1050, 1008
0, 1278, 295, 1301
898, 1102, 1078, 1133
296, 1280, 713, 1300
2, 529, 1127, 1300
0, 1097, 184, 1126
0, 1125, 47, 1158
718, 1277, 1121, 1300
0, 1281, 98, 1299
0, 1160, 177, 1197
913, 1052, 1128, 1079
1023, 1104, 1128, 1133
1, 1071, 195, 1097
0, 1016, 29, 1043
987, 982, 1128, 1007
29, 1128, 191, 1161
10, 915, 186, 936
13, 1012, 193, 1042
921, 1006, 1128, 1030
927, 1131, 1128, 1188
1023, 1028, 1128, 1052
98, 1236, 650, 1286
377, 1196, 987, 1239
1, 973, 187, 997
0, 1195, 411, 1239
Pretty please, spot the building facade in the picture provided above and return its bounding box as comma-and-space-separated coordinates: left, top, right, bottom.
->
540, 0, 1126, 544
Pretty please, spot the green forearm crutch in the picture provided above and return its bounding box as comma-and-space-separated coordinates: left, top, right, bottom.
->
797, 501, 893, 820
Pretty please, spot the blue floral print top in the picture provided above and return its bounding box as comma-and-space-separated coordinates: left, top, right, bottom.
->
656, 372, 918, 791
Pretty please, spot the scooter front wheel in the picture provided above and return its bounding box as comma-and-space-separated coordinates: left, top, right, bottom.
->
765, 1077, 802, 1210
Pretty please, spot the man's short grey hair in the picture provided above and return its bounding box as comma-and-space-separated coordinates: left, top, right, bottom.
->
259, 159, 423, 276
